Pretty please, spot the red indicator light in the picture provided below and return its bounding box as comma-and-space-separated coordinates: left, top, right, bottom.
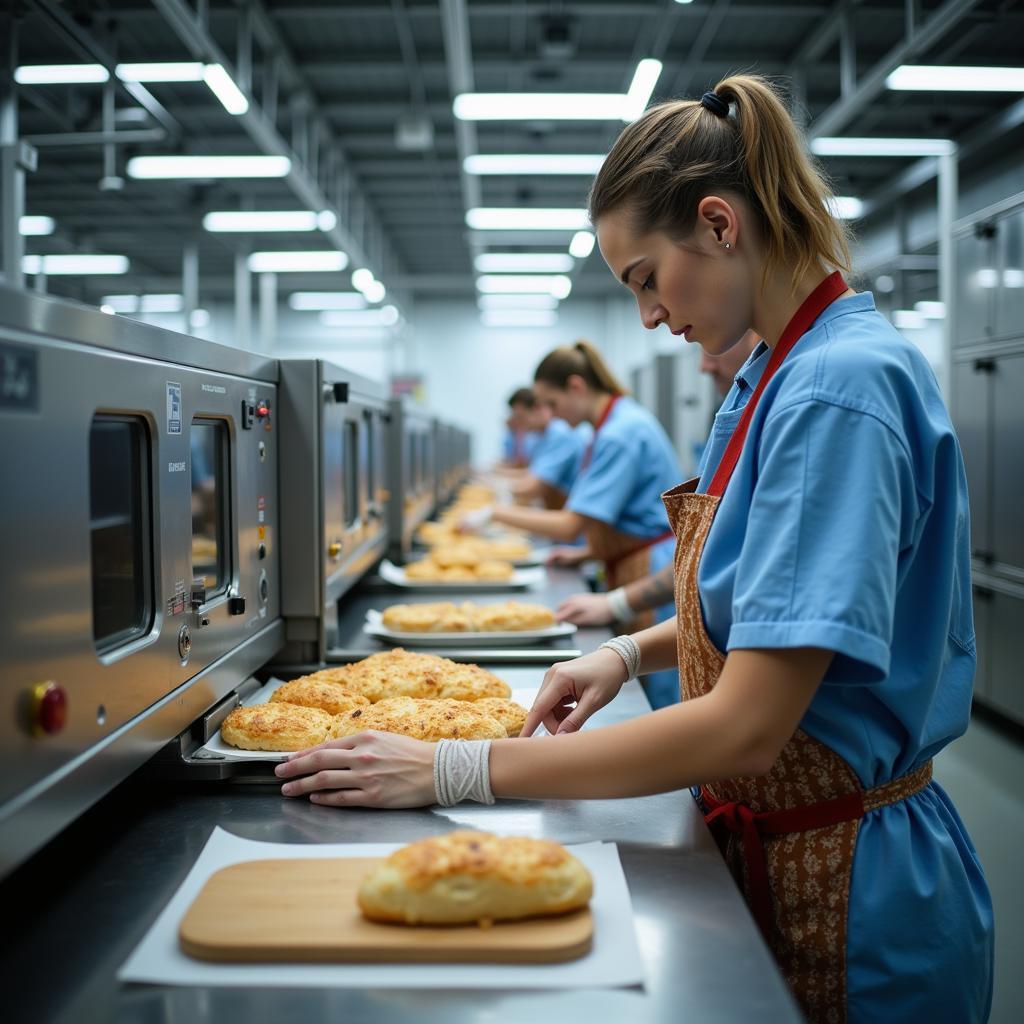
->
32, 682, 67, 736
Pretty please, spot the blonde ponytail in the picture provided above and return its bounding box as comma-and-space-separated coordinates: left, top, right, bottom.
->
534, 339, 628, 396
588, 73, 850, 287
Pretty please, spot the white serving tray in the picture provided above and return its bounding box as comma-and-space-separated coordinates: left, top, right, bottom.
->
363, 608, 576, 647
379, 559, 544, 590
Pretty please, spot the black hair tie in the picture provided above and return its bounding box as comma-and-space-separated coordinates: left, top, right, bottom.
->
700, 91, 729, 117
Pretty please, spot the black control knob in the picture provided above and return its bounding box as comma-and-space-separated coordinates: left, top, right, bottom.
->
258, 543, 267, 560
228, 596, 246, 615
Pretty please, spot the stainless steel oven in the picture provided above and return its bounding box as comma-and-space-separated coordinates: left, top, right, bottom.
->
277, 361, 390, 662
0, 288, 283, 877
386, 397, 437, 563
433, 420, 472, 509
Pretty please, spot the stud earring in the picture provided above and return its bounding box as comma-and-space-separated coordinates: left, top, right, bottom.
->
722, 241, 732, 250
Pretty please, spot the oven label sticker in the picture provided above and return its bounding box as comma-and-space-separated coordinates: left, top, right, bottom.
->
166, 381, 182, 434
0, 342, 39, 412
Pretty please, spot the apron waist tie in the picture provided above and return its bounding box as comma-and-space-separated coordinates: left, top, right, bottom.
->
604, 528, 674, 576
700, 759, 933, 942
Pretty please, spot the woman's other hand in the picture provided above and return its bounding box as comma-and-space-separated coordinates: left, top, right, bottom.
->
522, 648, 629, 737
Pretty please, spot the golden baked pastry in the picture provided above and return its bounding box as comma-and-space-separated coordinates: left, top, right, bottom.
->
431, 544, 482, 569
381, 602, 475, 633
328, 697, 507, 742
220, 702, 333, 752
269, 678, 370, 716
441, 565, 477, 581
473, 559, 514, 581
473, 698, 528, 738
357, 831, 593, 926
308, 649, 512, 703
482, 538, 532, 561
473, 601, 556, 632
403, 558, 445, 581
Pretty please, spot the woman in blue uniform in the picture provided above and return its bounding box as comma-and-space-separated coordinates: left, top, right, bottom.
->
462, 339, 683, 709
276, 74, 993, 1023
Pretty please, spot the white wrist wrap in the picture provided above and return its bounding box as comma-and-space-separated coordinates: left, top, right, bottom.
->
606, 586, 634, 622
599, 634, 641, 681
433, 739, 496, 807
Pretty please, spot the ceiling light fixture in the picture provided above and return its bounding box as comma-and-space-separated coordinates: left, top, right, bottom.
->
474, 253, 575, 273
361, 280, 386, 303
893, 310, 927, 330
914, 301, 946, 319
467, 208, 590, 231
115, 62, 205, 82
203, 210, 326, 232
477, 294, 559, 310
810, 137, 955, 157
477, 274, 572, 298
288, 292, 368, 311
19, 216, 55, 236
22, 254, 129, 275
623, 59, 663, 121
569, 230, 596, 258
463, 154, 605, 175
351, 268, 376, 292
480, 310, 559, 328
826, 196, 864, 219
247, 251, 348, 273
886, 65, 1024, 92
127, 155, 291, 178
101, 293, 184, 313
202, 63, 249, 115
14, 64, 109, 84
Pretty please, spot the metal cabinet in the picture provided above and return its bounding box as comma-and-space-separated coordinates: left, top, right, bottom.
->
955, 224, 998, 345
971, 587, 992, 702
991, 353, 1024, 577
954, 360, 992, 563
995, 208, 1024, 340
988, 590, 1024, 725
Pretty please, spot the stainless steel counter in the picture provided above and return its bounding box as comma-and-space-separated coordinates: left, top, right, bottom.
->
1, 566, 803, 1024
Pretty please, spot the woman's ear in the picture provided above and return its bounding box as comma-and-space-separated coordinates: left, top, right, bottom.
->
566, 373, 588, 396
696, 195, 739, 249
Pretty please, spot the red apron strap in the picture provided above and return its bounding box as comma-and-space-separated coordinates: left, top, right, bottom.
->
706, 271, 848, 499
579, 393, 621, 473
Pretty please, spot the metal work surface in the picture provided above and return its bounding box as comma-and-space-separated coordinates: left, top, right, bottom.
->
325, 563, 605, 663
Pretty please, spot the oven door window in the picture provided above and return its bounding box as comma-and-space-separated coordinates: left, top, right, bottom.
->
343, 419, 360, 527
89, 414, 153, 652
191, 418, 230, 595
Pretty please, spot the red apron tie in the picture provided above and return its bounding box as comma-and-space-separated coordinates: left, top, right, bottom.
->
579, 393, 621, 473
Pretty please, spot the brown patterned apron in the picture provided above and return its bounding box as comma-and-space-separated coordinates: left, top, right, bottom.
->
538, 481, 568, 510
663, 274, 933, 1024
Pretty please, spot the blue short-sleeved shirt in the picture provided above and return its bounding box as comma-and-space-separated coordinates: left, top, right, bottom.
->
696, 292, 992, 1021
500, 428, 540, 463
567, 395, 681, 538
529, 417, 587, 495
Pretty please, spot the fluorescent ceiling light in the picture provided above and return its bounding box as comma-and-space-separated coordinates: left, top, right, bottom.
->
19, 216, 55, 236
474, 253, 575, 273
827, 196, 864, 219
102, 293, 183, 313
569, 230, 596, 258
351, 268, 376, 292
320, 306, 400, 328
248, 250, 348, 273
886, 65, 1024, 92
23, 254, 128, 275
480, 310, 559, 328
477, 274, 572, 298
115, 62, 205, 82
203, 210, 326, 232
1004, 268, 1024, 288
454, 92, 628, 121
975, 268, 999, 289
15, 64, 109, 84
893, 310, 927, 330
100, 305, 116, 315
361, 280, 386, 303
127, 155, 291, 179
467, 208, 590, 231
478, 294, 559, 310
914, 301, 946, 319
288, 292, 367, 311
624, 59, 662, 121
810, 137, 955, 157
464, 154, 605, 175
203, 63, 249, 115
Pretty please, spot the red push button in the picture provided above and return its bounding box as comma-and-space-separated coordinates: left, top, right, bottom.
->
31, 681, 67, 736
256, 401, 270, 419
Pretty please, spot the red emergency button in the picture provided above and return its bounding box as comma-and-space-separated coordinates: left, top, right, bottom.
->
30, 681, 67, 736
256, 401, 270, 419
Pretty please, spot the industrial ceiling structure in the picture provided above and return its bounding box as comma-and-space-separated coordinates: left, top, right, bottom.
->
4, 0, 1024, 323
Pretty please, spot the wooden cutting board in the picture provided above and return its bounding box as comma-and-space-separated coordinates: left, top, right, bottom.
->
179, 857, 593, 964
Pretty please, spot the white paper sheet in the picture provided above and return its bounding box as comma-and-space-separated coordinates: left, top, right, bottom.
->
117, 827, 645, 989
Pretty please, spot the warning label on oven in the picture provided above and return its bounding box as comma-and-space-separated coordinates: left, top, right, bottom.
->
166, 381, 182, 434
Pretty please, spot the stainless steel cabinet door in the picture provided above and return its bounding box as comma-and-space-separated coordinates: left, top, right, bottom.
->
955, 228, 997, 345
971, 587, 992, 701
953, 360, 992, 563
988, 591, 1024, 725
992, 353, 1024, 574
995, 209, 1024, 340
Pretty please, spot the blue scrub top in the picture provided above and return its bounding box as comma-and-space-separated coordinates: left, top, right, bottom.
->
529, 417, 587, 495
500, 428, 540, 463
696, 292, 993, 1022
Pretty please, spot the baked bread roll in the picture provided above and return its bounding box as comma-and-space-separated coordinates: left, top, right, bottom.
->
473, 559, 514, 581
220, 702, 333, 751
472, 698, 528, 738
358, 831, 593, 926
269, 678, 370, 716
474, 601, 555, 632
328, 697, 507, 742
381, 602, 475, 633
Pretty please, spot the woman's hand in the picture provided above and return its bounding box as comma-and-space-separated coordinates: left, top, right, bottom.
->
555, 592, 615, 625
545, 545, 590, 567
274, 730, 436, 807
522, 648, 629, 737
457, 505, 494, 534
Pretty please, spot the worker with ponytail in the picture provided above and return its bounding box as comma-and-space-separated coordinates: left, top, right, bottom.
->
276, 74, 992, 1024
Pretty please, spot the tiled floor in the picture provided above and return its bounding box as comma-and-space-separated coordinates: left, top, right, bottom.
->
934, 710, 1024, 1024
